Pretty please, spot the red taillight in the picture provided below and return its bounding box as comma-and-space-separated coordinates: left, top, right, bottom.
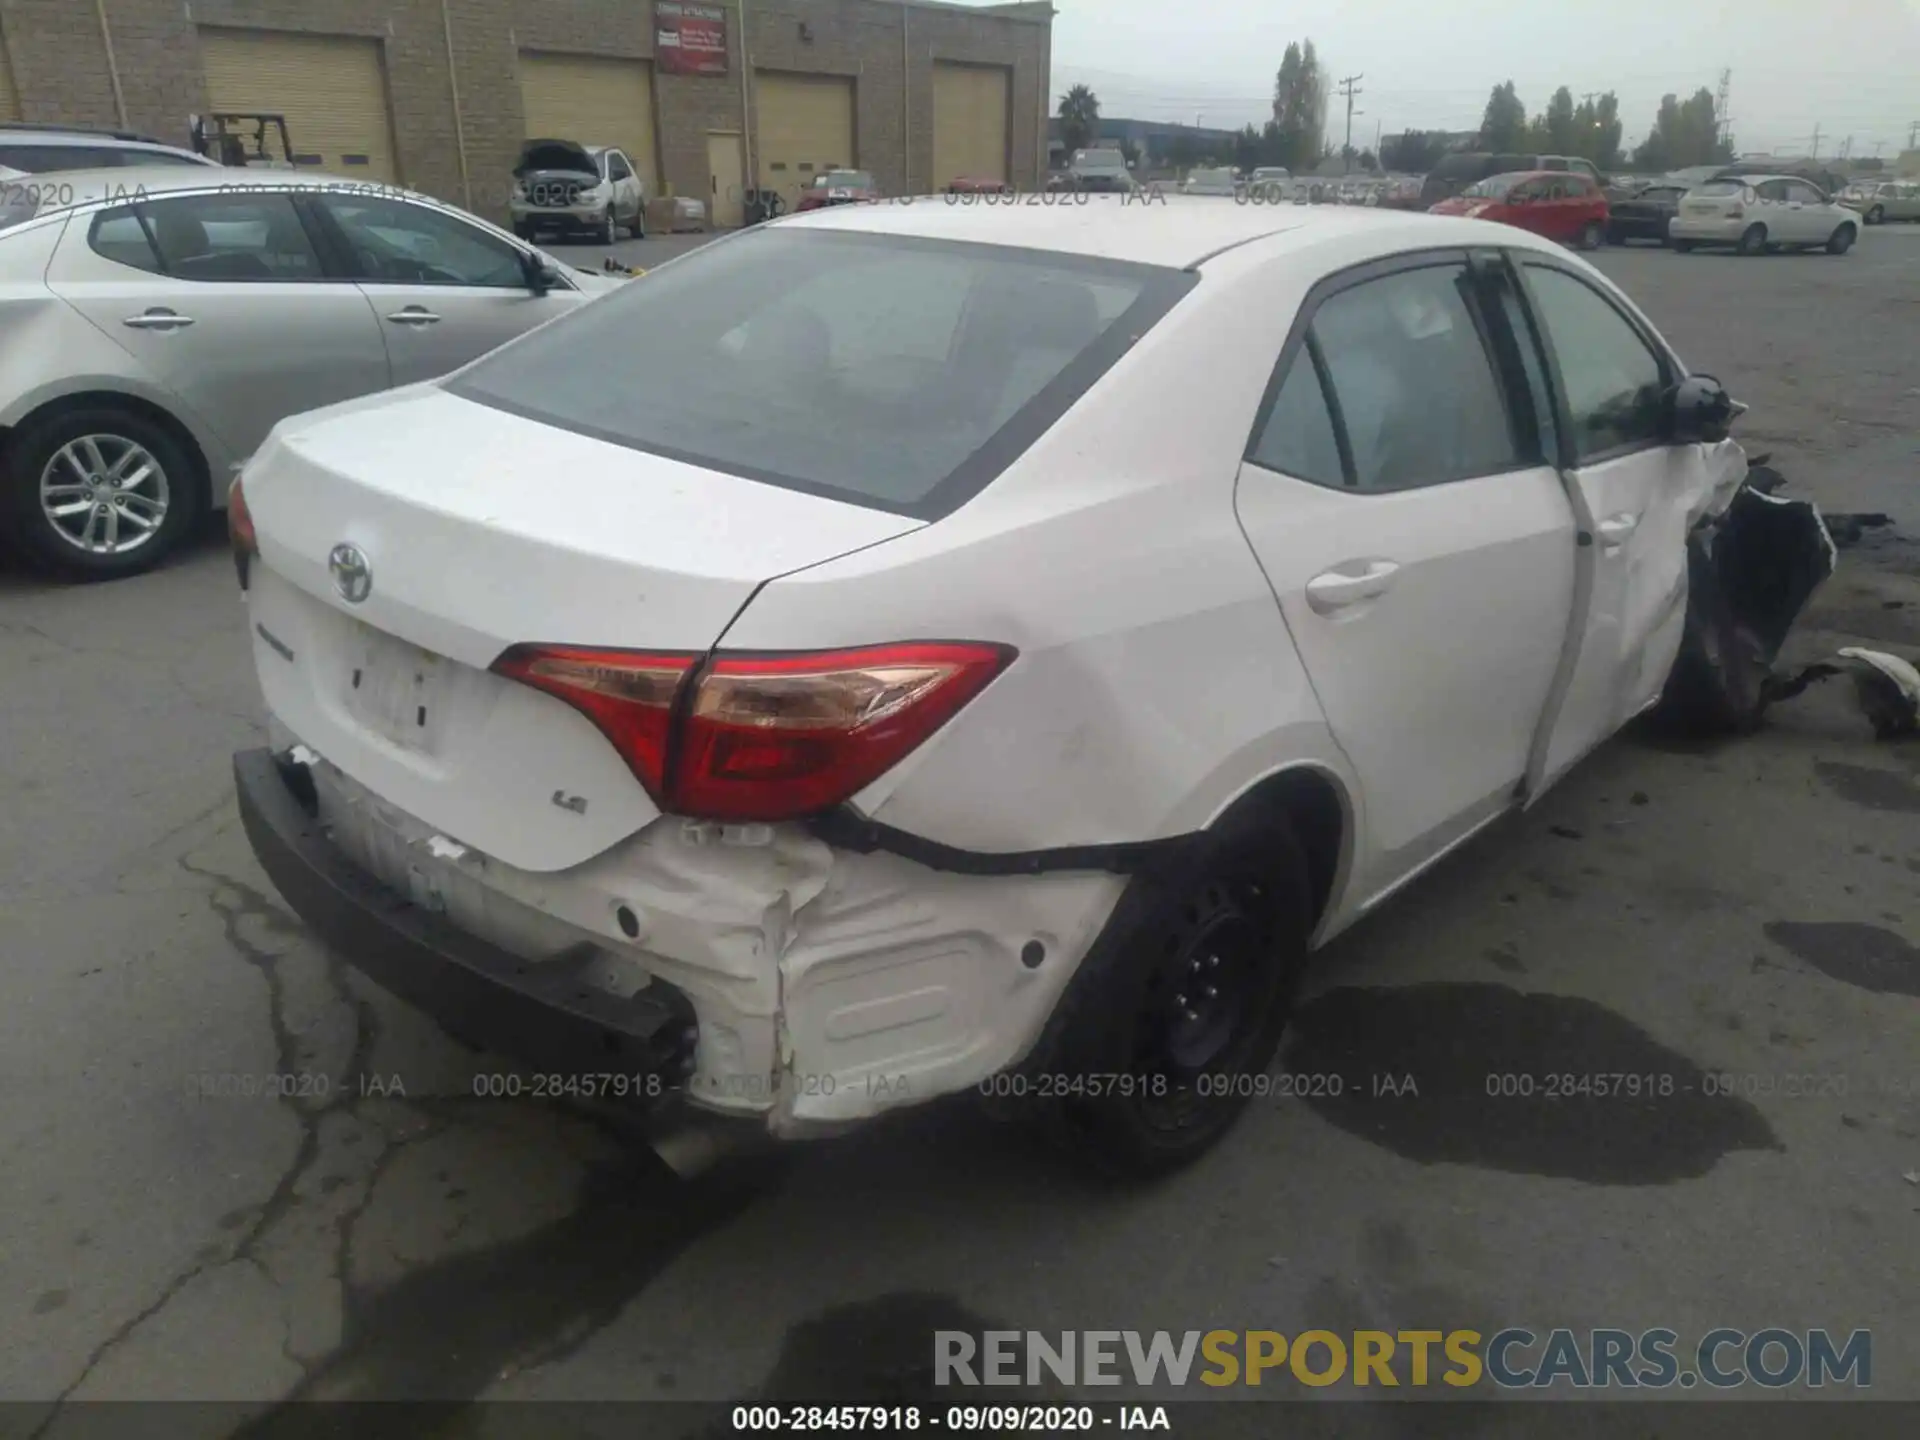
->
228, 476, 258, 589
490, 646, 696, 804
490, 641, 1014, 823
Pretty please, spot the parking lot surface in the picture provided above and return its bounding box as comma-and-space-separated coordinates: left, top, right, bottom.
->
2, 222, 1917, 1427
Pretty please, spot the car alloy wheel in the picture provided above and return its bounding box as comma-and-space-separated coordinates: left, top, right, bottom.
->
602, 207, 618, 245
39, 434, 171, 558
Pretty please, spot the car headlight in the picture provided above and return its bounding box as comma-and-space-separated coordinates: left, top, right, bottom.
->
580, 183, 609, 203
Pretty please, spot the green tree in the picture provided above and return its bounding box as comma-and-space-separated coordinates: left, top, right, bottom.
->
1233, 124, 1263, 173
1380, 129, 1446, 172
1058, 84, 1101, 155
1479, 81, 1528, 153
1633, 87, 1731, 171
1544, 86, 1577, 154
1570, 91, 1624, 170
1271, 39, 1328, 170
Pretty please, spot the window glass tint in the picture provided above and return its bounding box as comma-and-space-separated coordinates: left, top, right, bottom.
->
1786, 181, 1824, 203
1489, 269, 1558, 463
1755, 180, 1789, 201
132, 151, 211, 168
1523, 266, 1667, 459
88, 206, 164, 273
1309, 263, 1521, 492
607, 153, 632, 180
318, 195, 524, 287
447, 229, 1176, 514
1696, 180, 1745, 196
1249, 348, 1343, 486
143, 192, 321, 280
0, 145, 115, 172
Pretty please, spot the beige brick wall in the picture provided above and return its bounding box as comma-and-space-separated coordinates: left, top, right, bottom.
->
0, 0, 1051, 222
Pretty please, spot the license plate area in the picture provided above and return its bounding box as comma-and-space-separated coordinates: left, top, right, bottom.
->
342, 620, 448, 755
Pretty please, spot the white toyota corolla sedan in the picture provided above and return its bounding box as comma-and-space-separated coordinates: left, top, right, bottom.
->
232, 198, 1751, 1176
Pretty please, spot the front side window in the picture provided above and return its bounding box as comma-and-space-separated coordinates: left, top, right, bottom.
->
446, 229, 1187, 516
607, 152, 633, 181
1304, 263, 1523, 492
1522, 265, 1668, 460
316, 194, 526, 288
1786, 181, 1825, 204
1754, 180, 1790, 202
140, 192, 323, 281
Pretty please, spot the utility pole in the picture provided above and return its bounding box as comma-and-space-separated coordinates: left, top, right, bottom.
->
1810, 122, 1821, 159
1338, 73, 1364, 173
1908, 120, 1918, 150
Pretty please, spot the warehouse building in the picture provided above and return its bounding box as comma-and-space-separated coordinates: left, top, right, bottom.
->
0, 0, 1053, 224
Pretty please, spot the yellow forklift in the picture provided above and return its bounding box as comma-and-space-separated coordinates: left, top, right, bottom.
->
188, 113, 296, 169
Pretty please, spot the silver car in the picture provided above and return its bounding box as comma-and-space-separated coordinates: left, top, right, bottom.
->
0, 125, 219, 174
0, 167, 620, 580
509, 140, 648, 244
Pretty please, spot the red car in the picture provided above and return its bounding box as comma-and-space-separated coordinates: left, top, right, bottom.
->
1428, 169, 1610, 250
794, 169, 881, 212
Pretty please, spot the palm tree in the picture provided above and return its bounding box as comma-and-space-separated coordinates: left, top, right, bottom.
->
1059, 84, 1101, 155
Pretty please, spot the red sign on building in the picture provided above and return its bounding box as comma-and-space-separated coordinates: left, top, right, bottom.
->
656, 2, 730, 77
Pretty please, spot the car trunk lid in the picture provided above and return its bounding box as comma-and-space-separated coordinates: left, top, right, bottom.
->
241, 385, 924, 872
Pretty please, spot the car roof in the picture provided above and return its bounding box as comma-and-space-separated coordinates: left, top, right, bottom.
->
7, 166, 433, 215
0, 131, 212, 160
785, 194, 1570, 269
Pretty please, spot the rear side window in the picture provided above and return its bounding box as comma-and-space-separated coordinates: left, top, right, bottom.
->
88, 206, 165, 273
141, 192, 323, 280
0, 144, 122, 172
1306, 263, 1522, 491
1248, 348, 1344, 487
447, 229, 1192, 517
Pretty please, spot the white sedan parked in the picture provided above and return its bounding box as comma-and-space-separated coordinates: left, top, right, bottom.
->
232, 200, 1750, 1176
1669, 174, 1861, 254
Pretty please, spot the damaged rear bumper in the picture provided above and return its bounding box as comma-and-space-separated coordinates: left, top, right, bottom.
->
235, 747, 700, 1090
234, 744, 1127, 1137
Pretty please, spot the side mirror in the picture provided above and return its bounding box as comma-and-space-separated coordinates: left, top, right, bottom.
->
1668, 373, 1745, 445
522, 252, 562, 296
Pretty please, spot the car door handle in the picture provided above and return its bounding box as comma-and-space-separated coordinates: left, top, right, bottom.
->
1305, 560, 1401, 615
122, 308, 194, 331
1597, 512, 1641, 548
385, 307, 442, 326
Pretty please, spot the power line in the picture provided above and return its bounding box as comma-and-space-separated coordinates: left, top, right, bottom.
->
1338, 73, 1364, 171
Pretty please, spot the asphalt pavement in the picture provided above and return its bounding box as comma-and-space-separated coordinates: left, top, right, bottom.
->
1, 221, 1916, 1429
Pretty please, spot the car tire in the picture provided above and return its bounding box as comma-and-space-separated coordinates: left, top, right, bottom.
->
630, 205, 647, 240
1737, 223, 1768, 256
0, 404, 205, 582
1027, 799, 1314, 1180
1578, 221, 1604, 251
1671, 238, 1694, 253
1826, 224, 1856, 255
1865, 205, 1884, 225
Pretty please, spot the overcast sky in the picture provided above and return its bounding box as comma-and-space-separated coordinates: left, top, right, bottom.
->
1046, 0, 1920, 158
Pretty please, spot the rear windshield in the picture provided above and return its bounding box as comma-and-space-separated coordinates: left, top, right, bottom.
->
1694, 180, 1746, 196
815, 171, 873, 188
446, 229, 1194, 519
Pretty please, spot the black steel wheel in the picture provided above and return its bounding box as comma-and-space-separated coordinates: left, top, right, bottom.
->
1026, 801, 1314, 1178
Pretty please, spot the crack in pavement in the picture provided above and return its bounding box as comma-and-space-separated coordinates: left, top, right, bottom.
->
30, 855, 408, 1429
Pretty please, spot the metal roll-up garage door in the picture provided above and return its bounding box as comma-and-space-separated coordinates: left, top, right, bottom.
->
932, 63, 1009, 189
755, 72, 854, 210
199, 29, 398, 182
0, 33, 21, 122
517, 53, 659, 191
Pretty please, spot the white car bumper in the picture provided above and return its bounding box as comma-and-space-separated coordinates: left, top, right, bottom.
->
240, 733, 1126, 1137
1668, 213, 1751, 243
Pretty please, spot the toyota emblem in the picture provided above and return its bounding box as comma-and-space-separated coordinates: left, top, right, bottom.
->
328, 543, 373, 604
